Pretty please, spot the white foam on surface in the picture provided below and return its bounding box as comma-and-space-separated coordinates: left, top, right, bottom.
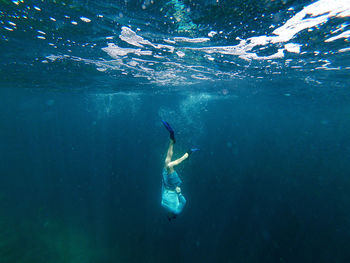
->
173, 37, 210, 43
102, 43, 153, 57
339, 47, 350, 53
208, 31, 217, 37
176, 51, 185, 57
325, 30, 350, 42
119, 26, 152, 48
284, 43, 301, 53
192, 0, 348, 60
40, 0, 349, 86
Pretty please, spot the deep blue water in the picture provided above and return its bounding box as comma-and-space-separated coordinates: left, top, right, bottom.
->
1, 0, 350, 262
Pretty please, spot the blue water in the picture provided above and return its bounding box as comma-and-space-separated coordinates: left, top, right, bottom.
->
1, 0, 350, 262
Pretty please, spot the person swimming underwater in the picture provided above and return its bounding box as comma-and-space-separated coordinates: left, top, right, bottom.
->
161, 120, 199, 221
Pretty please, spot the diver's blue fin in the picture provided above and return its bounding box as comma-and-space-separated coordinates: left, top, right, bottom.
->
187, 148, 200, 156
161, 120, 176, 143
161, 120, 174, 133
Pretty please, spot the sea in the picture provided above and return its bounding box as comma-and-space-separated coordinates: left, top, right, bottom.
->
0, 0, 350, 262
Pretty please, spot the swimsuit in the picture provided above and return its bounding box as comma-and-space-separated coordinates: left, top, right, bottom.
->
161, 168, 186, 214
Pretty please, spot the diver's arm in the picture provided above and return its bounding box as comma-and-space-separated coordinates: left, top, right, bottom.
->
167, 153, 189, 168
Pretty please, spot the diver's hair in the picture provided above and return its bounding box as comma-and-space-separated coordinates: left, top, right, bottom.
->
167, 212, 177, 221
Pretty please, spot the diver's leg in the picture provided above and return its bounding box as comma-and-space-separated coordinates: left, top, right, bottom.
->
165, 140, 174, 166
167, 152, 188, 168
167, 148, 199, 168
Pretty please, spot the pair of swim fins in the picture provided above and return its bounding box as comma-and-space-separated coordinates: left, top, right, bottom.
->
161, 120, 199, 154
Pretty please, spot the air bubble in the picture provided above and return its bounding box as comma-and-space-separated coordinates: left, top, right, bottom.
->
80, 16, 91, 23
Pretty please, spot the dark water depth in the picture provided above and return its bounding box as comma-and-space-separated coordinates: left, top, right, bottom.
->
1, 83, 350, 262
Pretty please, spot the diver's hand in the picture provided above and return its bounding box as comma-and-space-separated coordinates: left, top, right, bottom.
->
176, 186, 181, 194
